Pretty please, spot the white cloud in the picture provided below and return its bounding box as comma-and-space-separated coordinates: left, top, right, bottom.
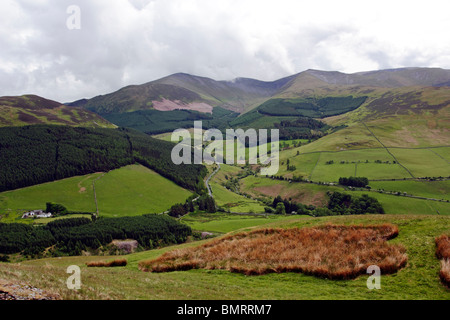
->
0, 0, 449, 102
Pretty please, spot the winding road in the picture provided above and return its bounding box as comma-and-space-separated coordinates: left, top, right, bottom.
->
205, 163, 221, 198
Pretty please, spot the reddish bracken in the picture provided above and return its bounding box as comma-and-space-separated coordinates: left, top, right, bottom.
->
139, 224, 407, 280
86, 259, 127, 268
435, 235, 450, 288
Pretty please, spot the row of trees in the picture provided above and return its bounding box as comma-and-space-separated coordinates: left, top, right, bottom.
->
259, 96, 367, 119
0, 215, 192, 257
271, 195, 301, 214
46, 202, 68, 215
168, 195, 216, 218
268, 191, 384, 217
0, 125, 207, 193
339, 177, 369, 188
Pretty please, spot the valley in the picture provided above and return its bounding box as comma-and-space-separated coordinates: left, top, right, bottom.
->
0, 67, 449, 300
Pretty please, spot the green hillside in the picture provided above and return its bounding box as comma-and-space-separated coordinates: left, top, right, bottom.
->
77, 83, 207, 114
102, 106, 239, 135
0, 95, 115, 128
0, 165, 192, 222
95, 165, 192, 217
257, 96, 367, 118
71, 72, 295, 115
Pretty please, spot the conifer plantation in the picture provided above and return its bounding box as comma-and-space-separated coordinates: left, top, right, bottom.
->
0, 125, 207, 193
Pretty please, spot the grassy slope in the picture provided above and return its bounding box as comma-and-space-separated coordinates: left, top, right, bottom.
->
95, 165, 191, 217
388, 148, 450, 177
210, 182, 266, 213
0, 165, 191, 222
1, 214, 449, 300
180, 212, 298, 233
0, 173, 102, 223
0, 95, 115, 128
369, 180, 450, 201
280, 147, 437, 182
261, 93, 450, 211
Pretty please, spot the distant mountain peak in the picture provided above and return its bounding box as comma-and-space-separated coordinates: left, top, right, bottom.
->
0, 94, 115, 128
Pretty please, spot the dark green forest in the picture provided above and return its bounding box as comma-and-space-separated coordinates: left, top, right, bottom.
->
168, 194, 217, 218
0, 125, 207, 193
0, 215, 192, 256
258, 96, 367, 118
228, 108, 338, 140
274, 117, 330, 140
101, 107, 239, 135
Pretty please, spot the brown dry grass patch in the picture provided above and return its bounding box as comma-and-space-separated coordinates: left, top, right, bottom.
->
435, 235, 450, 288
152, 99, 213, 113
139, 224, 407, 280
86, 259, 127, 268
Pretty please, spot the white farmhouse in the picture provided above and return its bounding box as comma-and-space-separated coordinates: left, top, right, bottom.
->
22, 210, 52, 219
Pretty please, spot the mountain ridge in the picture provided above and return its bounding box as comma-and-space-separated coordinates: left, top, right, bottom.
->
68, 67, 450, 115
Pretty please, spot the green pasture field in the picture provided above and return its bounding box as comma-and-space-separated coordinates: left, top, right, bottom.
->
355, 162, 411, 180
278, 148, 411, 182
277, 146, 448, 181
212, 163, 243, 182
180, 211, 298, 233
210, 182, 266, 214
430, 146, 450, 162
239, 175, 450, 215
388, 148, 450, 177
0, 173, 102, 223
369, 180, 450, 201
94, 165, 192, 217
32, 214, 93, 225
278, 152, 320, 179
350, 189, 450, 216
311, 162, 356, 182
290, 123, 383, 153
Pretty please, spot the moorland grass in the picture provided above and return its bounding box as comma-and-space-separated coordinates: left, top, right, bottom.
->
139, 224, 407, 279
86, 259, 128, 268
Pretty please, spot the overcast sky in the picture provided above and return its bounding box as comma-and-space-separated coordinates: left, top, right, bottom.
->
2, 0, 450, 102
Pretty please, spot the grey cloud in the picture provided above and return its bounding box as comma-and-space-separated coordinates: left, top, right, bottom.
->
1, 0, 449, 102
